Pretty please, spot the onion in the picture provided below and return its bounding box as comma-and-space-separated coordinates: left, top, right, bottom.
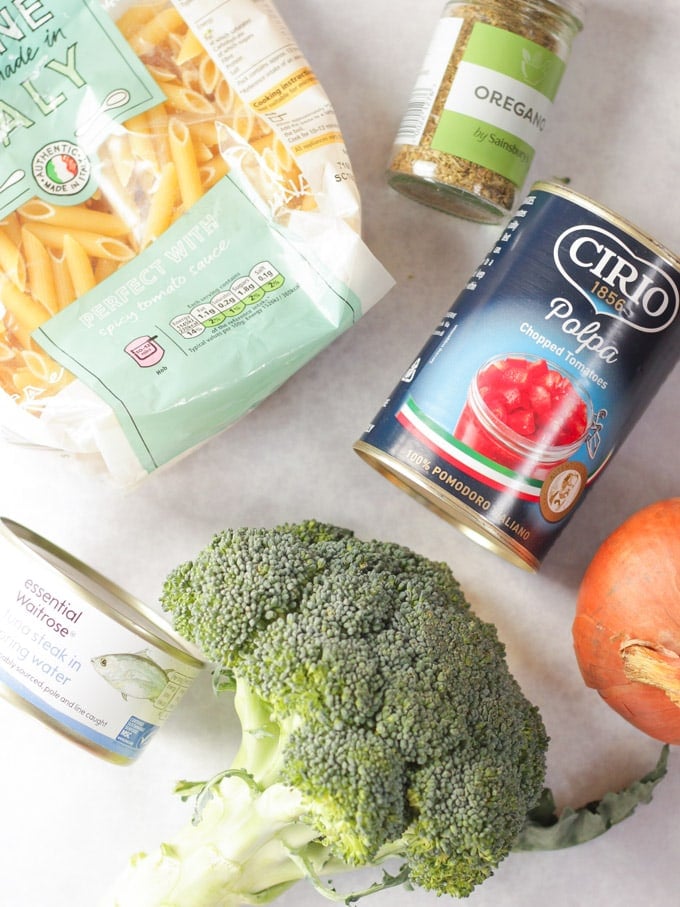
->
572, 498, 680, 744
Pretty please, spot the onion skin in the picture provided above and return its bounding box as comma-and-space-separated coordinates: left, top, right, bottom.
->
572, 498, 680, 744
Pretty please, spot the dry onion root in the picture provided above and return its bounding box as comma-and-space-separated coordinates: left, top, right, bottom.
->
572, 498, 680, 744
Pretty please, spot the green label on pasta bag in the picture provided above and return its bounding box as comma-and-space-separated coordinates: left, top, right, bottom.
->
432, 22, 566, 186
33, 175, 362, 472
0, 0, 164, 217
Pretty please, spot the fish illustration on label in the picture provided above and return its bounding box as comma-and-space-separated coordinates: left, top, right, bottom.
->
92, 651, 169, 703
91, 650, 195, 718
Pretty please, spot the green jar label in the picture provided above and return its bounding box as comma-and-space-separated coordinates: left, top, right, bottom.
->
431, 22, 566, 186
0, 0, 164, 217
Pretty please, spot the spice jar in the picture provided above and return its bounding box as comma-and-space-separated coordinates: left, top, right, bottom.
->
387, 0, 584, 223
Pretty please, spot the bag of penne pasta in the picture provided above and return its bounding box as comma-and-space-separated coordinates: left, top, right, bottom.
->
0, 0, 393, 484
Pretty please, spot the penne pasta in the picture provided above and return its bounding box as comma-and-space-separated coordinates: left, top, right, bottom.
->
198, 55, 220, 95
200, 155, 230, 190
161, 82, 216, 118
12, 367, 35, 394
193, 141, 215, 164
262, 136, 296, 175
1, 211, 22, 246
93, 256, 120, 285
168, 118, 204, 208
187, 119, 220, 150
21, 222, 135, 262
231, 100, 265, 144
143, 162, 180, 247
124, 112, 161, 180
63, 234, 97, 298
21, 349, 64, 385
146, 63, 180, 84
176, 29, 204, 65
21, 228, 59, 317
49, 250, 77, 312
145, 102, 172, 166
95, 161, 140, 240
215, 78, 236, 116
0, 0, 310, 410
0, 230, 26, 291
107, 132, 137, 189
127, 7, 185, 53
19, 199, 131, 238
0, 279, 52, 341
114, 4, 161, 40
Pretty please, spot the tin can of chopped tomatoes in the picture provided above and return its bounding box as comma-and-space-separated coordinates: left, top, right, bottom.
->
355, 181, 680, 570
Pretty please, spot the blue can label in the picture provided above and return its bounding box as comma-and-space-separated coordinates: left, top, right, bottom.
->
356, 183, 680, 568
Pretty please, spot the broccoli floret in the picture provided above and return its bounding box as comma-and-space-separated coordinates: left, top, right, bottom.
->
100, 522, 665, 907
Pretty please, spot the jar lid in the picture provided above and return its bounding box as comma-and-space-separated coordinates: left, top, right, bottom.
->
552, 0, 586, 24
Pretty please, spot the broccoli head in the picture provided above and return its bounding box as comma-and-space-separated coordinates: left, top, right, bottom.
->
102, 520, 549, 905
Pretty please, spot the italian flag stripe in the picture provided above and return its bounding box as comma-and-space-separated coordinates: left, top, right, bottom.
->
397, 397, 543, 501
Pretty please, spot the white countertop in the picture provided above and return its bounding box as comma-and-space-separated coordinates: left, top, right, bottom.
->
1, 1, 679, 905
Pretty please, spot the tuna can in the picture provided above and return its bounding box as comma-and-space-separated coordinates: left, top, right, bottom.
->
0, 518, 204, 763
355, 181, 680, 570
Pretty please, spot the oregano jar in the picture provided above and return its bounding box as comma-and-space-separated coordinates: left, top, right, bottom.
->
387, 0, 585, 223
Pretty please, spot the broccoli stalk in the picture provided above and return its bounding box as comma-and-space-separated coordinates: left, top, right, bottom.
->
105, 673, 410, 907
100, 521, 668, 907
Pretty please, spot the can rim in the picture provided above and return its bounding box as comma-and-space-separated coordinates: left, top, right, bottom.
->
0, 517, 205, 668
353, 441, 539, 571
0, 679, 133, 765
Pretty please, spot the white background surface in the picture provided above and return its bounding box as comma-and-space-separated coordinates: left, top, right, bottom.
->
1, 1, 679, 905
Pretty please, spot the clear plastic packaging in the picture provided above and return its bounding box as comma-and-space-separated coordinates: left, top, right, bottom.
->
0, 0, 393, 485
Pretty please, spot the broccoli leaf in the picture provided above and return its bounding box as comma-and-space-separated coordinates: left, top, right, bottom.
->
287, 853, 412, 905
513, 744, 669, 851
